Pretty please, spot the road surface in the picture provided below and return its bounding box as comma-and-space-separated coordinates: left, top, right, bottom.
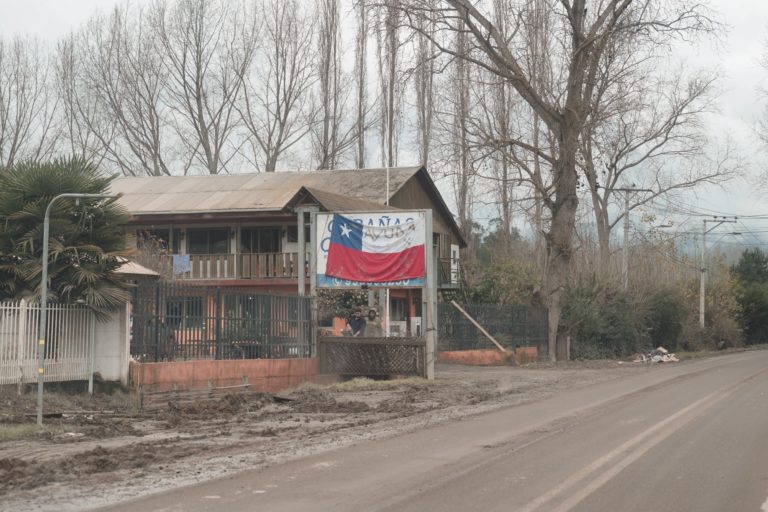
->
101, 351, 768, 512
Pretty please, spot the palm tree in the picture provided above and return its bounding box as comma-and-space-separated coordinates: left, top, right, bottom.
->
0, 157, 132, 315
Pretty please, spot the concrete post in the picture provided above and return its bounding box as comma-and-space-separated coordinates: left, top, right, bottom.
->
424, 210, 436, 380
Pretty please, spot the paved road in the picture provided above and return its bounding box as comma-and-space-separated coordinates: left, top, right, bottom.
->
102, 352, 768, 512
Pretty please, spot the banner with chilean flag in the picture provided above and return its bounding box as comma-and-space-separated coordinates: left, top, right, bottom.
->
324, 214, 426, 283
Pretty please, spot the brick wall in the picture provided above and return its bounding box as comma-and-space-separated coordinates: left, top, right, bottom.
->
130, 357, 337, 393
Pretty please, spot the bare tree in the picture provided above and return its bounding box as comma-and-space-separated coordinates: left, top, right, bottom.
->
402, 0, 717, 360
376, 0, 403, 167
0, 36, 58, 167
413, 0, 436, 165
315, 0, 342, 170
152, 0, 256, 174
72, 6, 174, 176
452, 25, 475, 241
488, 0, 517, 250
238, 0, 315, 173
354, 0, 370, 168
313, 0, 363, 170
582, 65, 733, 270
55, 34, 110, 165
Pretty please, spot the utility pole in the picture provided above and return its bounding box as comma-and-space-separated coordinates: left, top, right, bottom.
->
612, 186, 652, 291
623, 191, 630, 291
699, 217, 738, 329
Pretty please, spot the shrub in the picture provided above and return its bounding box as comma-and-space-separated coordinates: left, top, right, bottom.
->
737, 282, 768, 344
562, 279, 651, 359
677, 268, 743, 351
460, 259, 538, 306
645, 287, 685, 352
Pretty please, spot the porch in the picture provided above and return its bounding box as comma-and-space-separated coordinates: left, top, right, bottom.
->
172, 252, 310, 280
169, 252, 460, 288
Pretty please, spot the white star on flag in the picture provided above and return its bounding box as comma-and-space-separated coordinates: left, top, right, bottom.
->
340, 223, 352, 237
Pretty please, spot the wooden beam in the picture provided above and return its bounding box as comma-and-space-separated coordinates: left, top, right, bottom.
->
450, 301, 507, 353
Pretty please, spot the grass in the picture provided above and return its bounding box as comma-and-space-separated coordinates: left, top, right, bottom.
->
675, 350, 713, 360
676, 343, 768, 361
0, 423, 65, 440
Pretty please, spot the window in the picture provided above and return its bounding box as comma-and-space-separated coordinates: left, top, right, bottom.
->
136, 229, 181, 253
241, 227, 281, 253
390, 298, 407, 321
287, 225, 311, 243
188, 228, 229, 254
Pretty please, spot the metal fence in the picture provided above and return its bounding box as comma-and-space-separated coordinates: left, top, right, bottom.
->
438, 303, 548, 354
131, 283, 312, 362
0, 300, 96, 386
318, 336, 426, 377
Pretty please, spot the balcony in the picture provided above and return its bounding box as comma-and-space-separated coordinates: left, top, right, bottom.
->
173, 252, 309, 280
437, 257, 461, 289
169, 252, 461, 288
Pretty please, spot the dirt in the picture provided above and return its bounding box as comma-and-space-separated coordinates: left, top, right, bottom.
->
0, 360, 667, 511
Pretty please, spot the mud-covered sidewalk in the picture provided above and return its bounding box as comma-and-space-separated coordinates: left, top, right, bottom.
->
1, 361, 662, 512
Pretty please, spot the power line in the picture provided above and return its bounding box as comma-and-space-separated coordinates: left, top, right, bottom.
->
651, 196, 768, 220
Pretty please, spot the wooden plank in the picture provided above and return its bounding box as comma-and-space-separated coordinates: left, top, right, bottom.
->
227, 254, 235, 278
450, 301, 507, 353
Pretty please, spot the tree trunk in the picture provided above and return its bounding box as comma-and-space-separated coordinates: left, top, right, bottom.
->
544, 122, 580, 361
591, 188, 612, 271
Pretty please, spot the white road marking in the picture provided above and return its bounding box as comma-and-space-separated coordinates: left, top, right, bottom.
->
203, 495, 221, 499
519, 368, 765, 512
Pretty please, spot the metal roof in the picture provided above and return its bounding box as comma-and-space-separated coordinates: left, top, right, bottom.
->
290, 186, 398, 213
110, 167, 421, 215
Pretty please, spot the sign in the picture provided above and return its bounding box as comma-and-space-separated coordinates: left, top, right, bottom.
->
316, 211, 427, 288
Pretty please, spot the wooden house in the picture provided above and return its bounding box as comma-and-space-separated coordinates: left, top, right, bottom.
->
111, 166, 466, 337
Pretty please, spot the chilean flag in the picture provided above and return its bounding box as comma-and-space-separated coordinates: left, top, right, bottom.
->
325, 214, 426, 283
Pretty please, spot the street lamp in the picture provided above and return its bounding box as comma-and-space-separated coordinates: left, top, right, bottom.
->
37, 193, 115, 427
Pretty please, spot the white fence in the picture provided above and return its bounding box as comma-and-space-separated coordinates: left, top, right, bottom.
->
0, 300, 96, 387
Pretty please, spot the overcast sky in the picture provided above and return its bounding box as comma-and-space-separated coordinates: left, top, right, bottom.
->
1, 0, 767, 245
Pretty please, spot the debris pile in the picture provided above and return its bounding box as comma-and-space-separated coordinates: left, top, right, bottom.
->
632, 346, 679, 364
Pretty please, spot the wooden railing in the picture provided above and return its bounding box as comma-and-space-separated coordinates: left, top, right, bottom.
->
437, 257, 461, 288
175, 253, 455, 284
173, 252, 309, 280
239, 252, 309, 279
188, 254, 236, 279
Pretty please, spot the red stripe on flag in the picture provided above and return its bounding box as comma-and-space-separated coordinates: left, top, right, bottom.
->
325, 243, 425, 282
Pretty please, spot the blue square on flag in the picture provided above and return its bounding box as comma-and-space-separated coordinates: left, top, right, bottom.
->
325, 214, 426, 283
330, 217, 364, 251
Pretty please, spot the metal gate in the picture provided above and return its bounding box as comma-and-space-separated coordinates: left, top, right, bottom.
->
131, 283, 312, 362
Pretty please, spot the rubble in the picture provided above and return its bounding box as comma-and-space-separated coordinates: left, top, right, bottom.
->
632, 346, 679, 363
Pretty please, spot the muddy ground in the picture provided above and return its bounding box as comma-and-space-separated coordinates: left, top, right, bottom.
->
1, 360, 668, 511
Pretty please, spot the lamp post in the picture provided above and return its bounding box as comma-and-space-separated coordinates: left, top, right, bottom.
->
37, 193, 114, 427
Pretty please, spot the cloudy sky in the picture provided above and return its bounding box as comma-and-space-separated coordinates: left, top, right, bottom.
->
1, 0, 767, 248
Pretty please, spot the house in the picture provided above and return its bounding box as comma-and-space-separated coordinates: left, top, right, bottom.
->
111, 166, 466, 338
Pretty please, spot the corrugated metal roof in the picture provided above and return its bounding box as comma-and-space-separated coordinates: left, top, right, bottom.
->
295, 187, 398, 212
110, 167, 422, 215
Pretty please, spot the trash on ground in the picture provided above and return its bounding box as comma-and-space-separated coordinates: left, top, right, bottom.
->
631, 346, 679, 363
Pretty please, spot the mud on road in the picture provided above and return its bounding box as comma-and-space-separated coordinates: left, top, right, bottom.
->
1, 361, 661, 511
